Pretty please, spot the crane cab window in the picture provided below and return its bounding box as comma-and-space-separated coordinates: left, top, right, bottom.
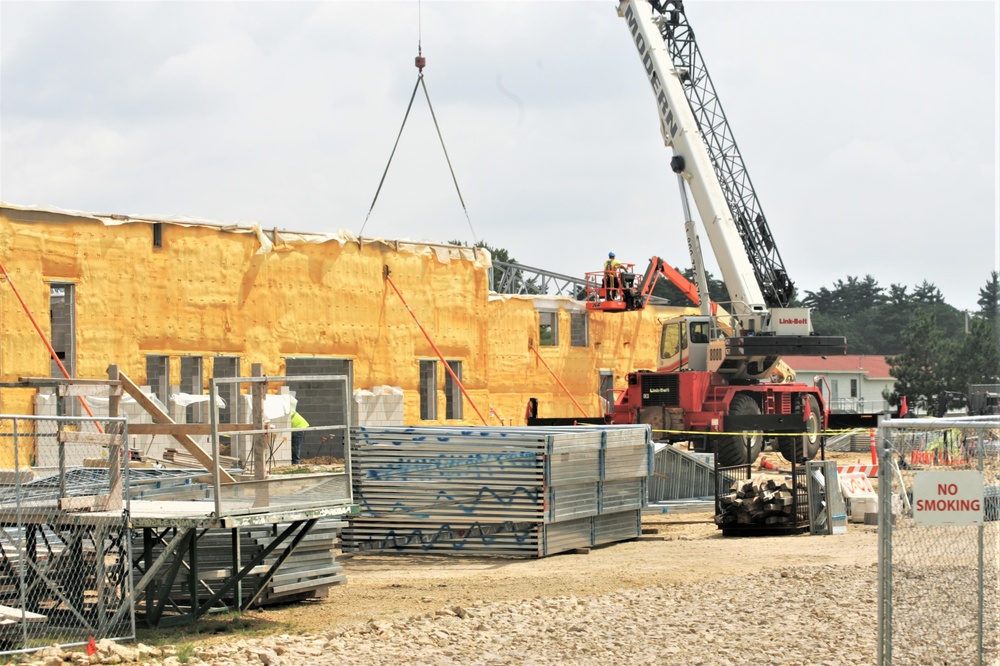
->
660, 321, 687, 360
689, 321, 710, 344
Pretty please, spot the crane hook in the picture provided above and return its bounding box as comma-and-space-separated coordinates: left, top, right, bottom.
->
415, 35, 425, 73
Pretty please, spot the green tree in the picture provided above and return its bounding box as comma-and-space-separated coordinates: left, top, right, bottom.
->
887, 310, 958, 412
911, 280, 965, 338
958, 316, 1000, 385
802, 275, 887, 352
976, 270, 1000, 348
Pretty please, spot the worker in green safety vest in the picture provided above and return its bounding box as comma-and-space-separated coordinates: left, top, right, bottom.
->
290, 410, 309, 465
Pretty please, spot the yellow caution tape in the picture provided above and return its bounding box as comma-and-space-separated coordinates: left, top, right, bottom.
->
648, 428, 863, 438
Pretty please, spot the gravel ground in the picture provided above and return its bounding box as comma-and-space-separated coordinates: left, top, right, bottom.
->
12, 447, 999, 666
169, 565, 881, 666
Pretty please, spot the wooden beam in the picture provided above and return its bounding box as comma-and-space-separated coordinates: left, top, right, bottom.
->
106, 365, 123, 512
251, 364, 268, 508
59, 384, 123, 397
16, 377, 120, 387
118, 371, 235, 484
58, 494, 108, 511
57, 431, 123, 446
0, 604, 47, 623
128, 423, 257, 436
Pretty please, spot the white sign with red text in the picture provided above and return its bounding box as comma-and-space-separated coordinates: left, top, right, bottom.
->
912, 471, 984, 526
770, 308, 811, 336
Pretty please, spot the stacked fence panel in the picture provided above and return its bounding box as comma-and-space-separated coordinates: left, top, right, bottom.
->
647, 444, 718, 502
342, 425, 651, 557
130, 519, 346, 619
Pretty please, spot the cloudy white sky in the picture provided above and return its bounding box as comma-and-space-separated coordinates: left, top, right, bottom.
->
2, 1, 997, 311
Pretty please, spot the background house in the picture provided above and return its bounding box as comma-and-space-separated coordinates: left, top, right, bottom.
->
782, 355, 893, 426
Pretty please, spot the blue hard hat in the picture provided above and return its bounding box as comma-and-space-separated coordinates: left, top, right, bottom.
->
609, 252, 615, 258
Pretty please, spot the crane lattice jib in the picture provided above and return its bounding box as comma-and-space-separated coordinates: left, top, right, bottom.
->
653, 1, 794, 308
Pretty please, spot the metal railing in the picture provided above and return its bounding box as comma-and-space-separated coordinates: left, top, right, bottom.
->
207, 374, 354, 519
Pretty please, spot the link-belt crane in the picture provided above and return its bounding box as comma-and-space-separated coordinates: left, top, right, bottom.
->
606, 0, 846, 466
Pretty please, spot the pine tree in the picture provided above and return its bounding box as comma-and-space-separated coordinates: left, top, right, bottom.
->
887, 310, 952, 413
976, 270, 1000, 350
959, 317, 1000, 384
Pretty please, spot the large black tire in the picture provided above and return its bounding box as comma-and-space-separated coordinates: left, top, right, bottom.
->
716, 394, 763, 466
779, 395, 823, 463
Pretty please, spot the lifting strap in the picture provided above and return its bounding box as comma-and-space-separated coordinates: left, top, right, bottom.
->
359, 70, 478, 245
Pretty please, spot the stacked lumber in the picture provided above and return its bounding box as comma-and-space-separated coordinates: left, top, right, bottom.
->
715, 477, 803, 527
162, 448, 239, 469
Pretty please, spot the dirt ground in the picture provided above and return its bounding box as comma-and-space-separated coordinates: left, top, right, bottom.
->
241, 449, 881, 635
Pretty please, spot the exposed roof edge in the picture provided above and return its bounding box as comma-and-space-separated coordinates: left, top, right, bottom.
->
0, 201, 492, 268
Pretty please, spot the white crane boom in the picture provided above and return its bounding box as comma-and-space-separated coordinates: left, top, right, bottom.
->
617, 0, 767, 324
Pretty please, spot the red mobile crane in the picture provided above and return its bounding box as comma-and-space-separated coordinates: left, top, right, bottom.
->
602, 0, 847, 466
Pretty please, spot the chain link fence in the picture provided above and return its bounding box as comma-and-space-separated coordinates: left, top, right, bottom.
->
0, 415, 134, 656
877, 416, 1000, 665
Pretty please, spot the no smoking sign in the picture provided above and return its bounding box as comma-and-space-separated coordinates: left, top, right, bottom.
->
912, 471, 985, 526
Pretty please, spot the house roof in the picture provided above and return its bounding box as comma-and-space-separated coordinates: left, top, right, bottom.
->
781, 355, 893, 379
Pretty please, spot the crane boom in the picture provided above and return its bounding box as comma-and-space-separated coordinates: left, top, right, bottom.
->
617, 0, 785, 322
655, 1, 794, 308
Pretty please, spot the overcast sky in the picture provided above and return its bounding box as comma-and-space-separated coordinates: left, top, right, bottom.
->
2, 1, 997, 312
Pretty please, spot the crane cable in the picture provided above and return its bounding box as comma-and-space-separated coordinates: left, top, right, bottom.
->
359, 2, 478, 245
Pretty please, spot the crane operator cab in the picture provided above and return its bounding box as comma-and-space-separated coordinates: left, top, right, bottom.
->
658, 316, 726, 373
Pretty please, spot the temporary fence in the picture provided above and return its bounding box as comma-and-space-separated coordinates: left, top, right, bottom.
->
877, 416, 1000, 665
206, 374, 353, 519
647, 444, 718, 503
0, 414, 134, 657
343, 425, 652, 557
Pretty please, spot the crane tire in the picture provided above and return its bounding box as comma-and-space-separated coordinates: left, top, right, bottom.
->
716, 394, 763, 466
778, 394, 823, 463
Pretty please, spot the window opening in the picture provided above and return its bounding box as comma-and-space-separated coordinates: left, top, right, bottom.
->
420, 360, 437, 420
145, 355, 170, 408
180, 356, 204, 424
49, 283, 75, 415
285, 357, 353, 461
598, 371, 614, 411
445, 360, 463, 420
539, 312, 558, 346
570, 313, 588, 347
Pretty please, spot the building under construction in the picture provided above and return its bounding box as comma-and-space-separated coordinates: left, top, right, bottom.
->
0, 201, 702, 649
0, 202, 694, 465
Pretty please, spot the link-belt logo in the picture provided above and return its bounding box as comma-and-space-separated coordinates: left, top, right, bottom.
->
778, 318, 808, 325
623, 3, 679, 139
